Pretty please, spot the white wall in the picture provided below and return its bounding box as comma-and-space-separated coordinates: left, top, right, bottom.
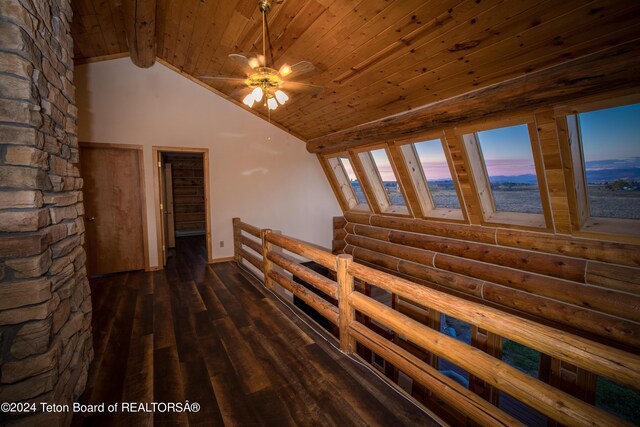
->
75, 58, 341, 268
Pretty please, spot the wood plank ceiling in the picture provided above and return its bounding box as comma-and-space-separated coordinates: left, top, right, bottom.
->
71, 0, 640, 144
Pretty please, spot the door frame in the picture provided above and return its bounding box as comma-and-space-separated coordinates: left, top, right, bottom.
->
79, 141, 151, 272
152, 146, 213, 265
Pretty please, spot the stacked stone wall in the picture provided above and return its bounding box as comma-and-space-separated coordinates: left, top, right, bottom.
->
0, 1, 92, 425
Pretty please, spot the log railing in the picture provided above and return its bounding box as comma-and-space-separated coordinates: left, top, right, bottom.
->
231, 218, 639, 427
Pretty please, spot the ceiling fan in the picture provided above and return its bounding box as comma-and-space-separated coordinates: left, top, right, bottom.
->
199, 0, 321, 111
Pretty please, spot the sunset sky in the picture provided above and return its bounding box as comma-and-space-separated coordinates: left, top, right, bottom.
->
579, 103, 640, 164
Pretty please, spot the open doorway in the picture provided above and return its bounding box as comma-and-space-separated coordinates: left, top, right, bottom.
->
153, 147, 212, 267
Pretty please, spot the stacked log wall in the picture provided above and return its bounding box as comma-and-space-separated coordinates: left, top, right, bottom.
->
334, 213, 640, 351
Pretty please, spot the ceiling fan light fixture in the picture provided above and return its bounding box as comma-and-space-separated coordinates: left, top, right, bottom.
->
251, 86, 264, 102
267, 97, 278, 110
275, 89, 288, 105
248, 57, 261, 69
279, 64, 291, 76
243, 93, 255, 107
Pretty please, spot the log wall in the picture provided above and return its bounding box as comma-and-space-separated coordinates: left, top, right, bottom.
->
334, 213, 640, 351
165, 154, 206, 236
0, 1, 93, 425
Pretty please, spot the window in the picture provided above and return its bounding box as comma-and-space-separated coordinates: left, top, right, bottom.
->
463, 122, 548, 228
577, 103, 640, 220
476, 125, 543, 214
356, 148, 409, 215
400, 138, 464, 220
339, 156, 367, 205
414, 139, 461, 209
324, 155, 369, 211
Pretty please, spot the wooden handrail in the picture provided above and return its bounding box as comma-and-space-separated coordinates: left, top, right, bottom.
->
239, 221, 261, 238
239, 248, 261, 271
349, 322, 524, 427
347, 262, 640, 391
267, 251, 337, 299
269, 270, 339, 326
265, 232, 337, 271
241, 234, 262, 256
350, 293, 628, 427
231, 218, 640, 426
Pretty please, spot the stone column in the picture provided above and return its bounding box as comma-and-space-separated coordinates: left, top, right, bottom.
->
0, 0, 92, 425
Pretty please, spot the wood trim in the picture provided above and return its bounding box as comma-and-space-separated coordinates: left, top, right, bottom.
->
73, 52, 129, 65
461, 132, 494, 221
527, 122, 553, 231
440, 132, 470, 223
392, 142, 431, 217
553, 93, 640, 117
348, 150, 381, 214
356, 149, 391, 212
558, 114, 589, 231
318, 155, 349, 212
152, 147, 163, 268
137, 148, 151, 271
453, 113, 535, 136
534, 110, 572, 234
152, 146, 213, 267
318, 154, 359, 212
79, 142, 151, 272
79, 141, 143, 150
203, 149, 213, 263
210, 256, 235, 264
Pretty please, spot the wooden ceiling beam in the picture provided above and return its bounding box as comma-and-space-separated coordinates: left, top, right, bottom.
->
123, 0, 157, 68
306, 41, 640, 154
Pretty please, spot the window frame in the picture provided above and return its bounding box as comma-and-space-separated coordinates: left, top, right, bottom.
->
318, 153, 370, 213
555, 95, 640, 237
394, 134, 467, 222
351, 145, 411, 216
458, 116, 552, 230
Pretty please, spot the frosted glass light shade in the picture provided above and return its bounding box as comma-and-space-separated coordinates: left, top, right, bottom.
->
267, 97, 278, 110
242, 93, 255, 107
275, 90, 289, 105
251, 87, 263, 102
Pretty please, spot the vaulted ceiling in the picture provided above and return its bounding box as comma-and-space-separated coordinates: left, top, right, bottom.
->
71, 0, 640, 145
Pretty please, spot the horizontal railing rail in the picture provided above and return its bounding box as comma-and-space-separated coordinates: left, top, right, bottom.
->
231, 218, 639, 427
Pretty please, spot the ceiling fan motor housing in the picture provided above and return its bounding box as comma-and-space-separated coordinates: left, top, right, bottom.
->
245, 67, 283, 94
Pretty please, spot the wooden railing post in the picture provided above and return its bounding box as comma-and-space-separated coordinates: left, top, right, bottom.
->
232, 217, 241, 264
337, 254, 356, 354
261, 229, 273, 290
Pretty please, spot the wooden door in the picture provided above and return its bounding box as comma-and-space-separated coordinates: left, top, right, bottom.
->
80, 144, 145, 275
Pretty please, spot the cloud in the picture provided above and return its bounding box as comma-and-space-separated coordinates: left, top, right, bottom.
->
584, 157, 640, 170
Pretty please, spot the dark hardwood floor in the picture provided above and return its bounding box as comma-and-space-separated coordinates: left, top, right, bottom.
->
73, 236, 439, 426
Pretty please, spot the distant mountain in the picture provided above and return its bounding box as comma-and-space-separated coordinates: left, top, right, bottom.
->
585, 157, 640, 170
489, 174, 538, 184
375, 158, 640, 185
585, 167, 640, 183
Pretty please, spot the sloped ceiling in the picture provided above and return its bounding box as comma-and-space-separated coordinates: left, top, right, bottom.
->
71, 0, 640, 144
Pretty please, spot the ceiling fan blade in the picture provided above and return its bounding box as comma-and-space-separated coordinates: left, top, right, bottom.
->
282, 60, 315, 78
281, 80, 324, 96
229, 53, 266, 71
230, 87, 251, 100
